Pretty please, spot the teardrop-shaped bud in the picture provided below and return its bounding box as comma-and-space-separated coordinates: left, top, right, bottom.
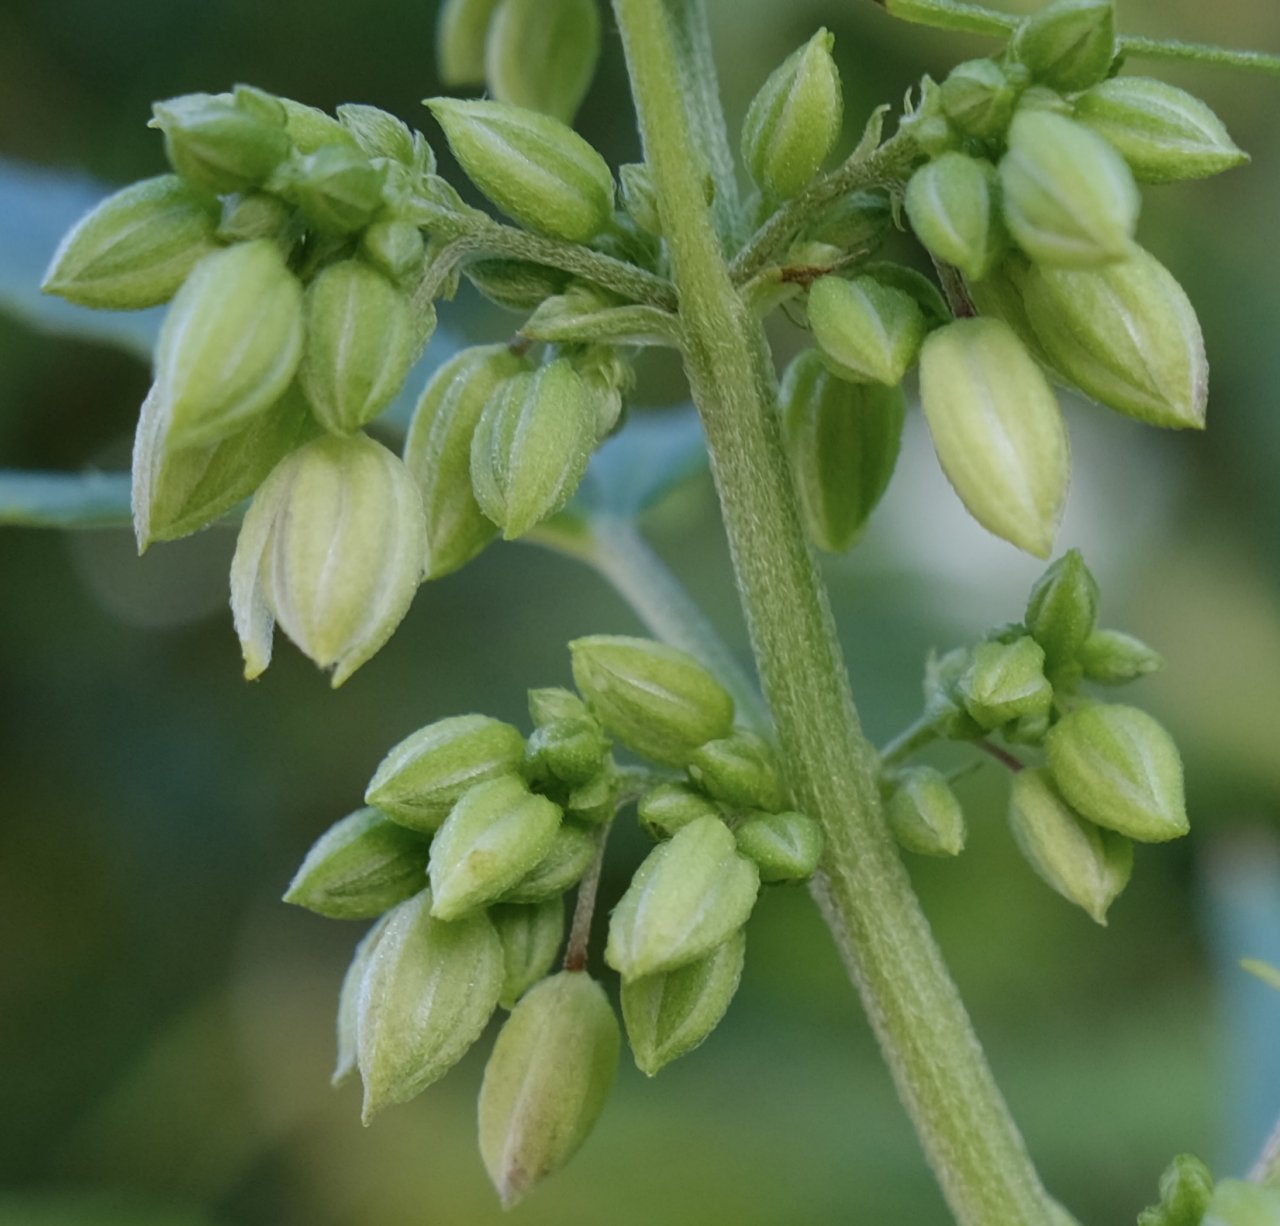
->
808, 274, 926, 387
886, 766, 967, 858
622, 929, 745, 1076
289, 144, 387, 236
637, 782, 722, 841
231, 434, 425, 686
957, 637, 1053, 730
1079, 629, 1163, 685
780, 349, 905, 553
365, 713, 527, 833
478, 971, 620, 1208
618, 163, 661, 236
300, 259, 425, 435
905, 153, 1006, 282
606, 816, 759, 980
1011, 0, 1116, 93
500, 821, 598, 904
1046, 703, 1188, 843
1201, 1180, 1280, 1226
492, 898, 566, 1009
940, 58, 1025, 140
357, 890, 503, 1120
334, 913, 392, 1086
284, 806, 430, 920
741, 28, 842, 201
43, 175, 219, 310
570, 636, 735, 769
469, 358, 596, 539
437, 0, 501, 86
1008, 767, 1133, 925
526, 717, 610, 787
1000, 110, 1138, 267
337, 103, 419, 165
733, 811, 823, 882
156, 239, 305, 449
485, 0, 601, 123
360, 221, 427, 284
426, 98, 614, 243
464, 259, 571, 312
1024, 549, 1100, 681
686, 730, 787, 813
919, 317, 1069, 558
429, 775, 562, 920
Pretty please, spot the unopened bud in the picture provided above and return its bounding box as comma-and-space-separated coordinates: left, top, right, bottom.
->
492, 898, 566, 1009
216, 191, 293, 243
279, 98, 358, 155
464, 258, 571, 312
1025, 549, 1100, 680
289, 144, 387, 236
334, 914, 392, 1085
437, 0, 500, 86
501, 821, 598, 904
527, 718, 610, 787
638, 782, 722, 841
687, 730, 787, 812
151, 87, 290, 195
808, 274, 926, 387
958, 637, 1053, 730
734, 811, 823, 882
940, 59, 1024, 139
905, 153, 1006, 282
360, 220, 427, 283
529, 686, 591, 726
1012, 0, 1116, 93
337, 103, 419, 166
485, 0, 601, 123
566, 767, 619, 827
887, 767, 967, 858
1079, 629, 1163, 685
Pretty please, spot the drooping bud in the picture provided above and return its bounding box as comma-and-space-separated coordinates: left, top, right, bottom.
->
337, 103, 420, 166
1200, 1180, 1280, 1226
621, 929, 745, 1076
741, 29, 842, 201
606, 816, 759, 980
283, 806, 430, 920
570, 636, 735, 768
289, 144, 387, 236
780, 349, 905, 553
686, 730, 787, 812
1011, 0, 1116, 93
734, 811, 823, 882
478, 971, 620, 1208
958, 637, 1053, 730
886, 766, 967, 858
365, 714, 527, 833
360, 221, 427, 284
333, 914, 391, 1085
428, 775, 562, 920
940, 58, 1025, 140
1000, 110, 1138, 267
426, 98, 614, 243
299, 259, 424, 435
619, 163, 661, 236
1046, 703, 1188, 842
1025, 549, 1100, 680
230, 434, 425, 686
437, 0, 501, 86
469, 358, 597, 539
526, 718, 610, 787
491, 898, 565, 1009
905, 153, 1006, 282
637, 782, 722, 841
464, 258, 571, 312
1079, 629, 1163, 685
357, 890, 503, 1120
485, 0, 601, 123
918, 317, 1069, 558
42, 175, 219, 310
155, 239, 304, 449
808, 275, 926, 387
1140, 1154, 1215, 1226
1008, 767, 1133, 925
500, 821, 598, 904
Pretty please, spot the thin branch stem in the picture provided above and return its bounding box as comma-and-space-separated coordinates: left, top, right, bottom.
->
879, 715, 941, 769
977, 739, 1025, 774
564, 822, 611, 973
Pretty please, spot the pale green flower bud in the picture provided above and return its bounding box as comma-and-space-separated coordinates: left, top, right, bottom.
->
1201, 1180, 1280, 1226
964, 254, 1051, 366
808, 275, 926, 387
485, 0, 601, 123
622, 929, 745, 1077
43, 175, 219, 310
803, 189, 892, 252
940, 59, 1025, 140
360, 220, 426, 283
1079, 629, 1163, 685
470, 358, 597, 539
426, 98, 614, 243
357, 890, 503, 1120
478, 971, 619, 1208
1025, 549, 1100, 680
299, 259, 425, 435
151, 87, 290, 195
918, 318, 1069, 559
365, 713, 527, 833
216, 191, 293, 244
567, 768, 618, 827
734, 811, 823, 882
529, 686, 591, 726
428, 775, 562, 920
231, 434, 425, 687
337, 103, 419, 165
1075, 77, 1247, 184
501, 821, 598, 904
887, 766, 967, 858
464, 258, 570, 312
780, 349, 904, 554
1141, 1154, 1214, 1226
155, 239, 304, 450
741, 29, 842, 201
638, 782, 722, 841
1046, 703, 1188, 842
958, 637, 1053, 730
283, 806, 429, 920
492, 898, 566, 1009
905, 153, 1006, 282
687, 730, 787, 813
606, 816, 759, 980
1000, 110, 1138, 267
527, 718, 610, 787
279, 98, 358, 154
1011, 0, 1116, 93
437, 0, 501, 86
1019, 247, 1208, 430
333, 914, 391, 1086
1008, 767, 1133, 925
289, 144, 387, 236
570, 636, 735, 768
619, 163, 661, 236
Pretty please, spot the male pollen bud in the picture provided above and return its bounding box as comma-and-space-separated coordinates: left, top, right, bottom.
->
365, 713, 527, 833
360, 220, 427, 284
526, 718, 610, 787
1011, 0, 1116, 93
42, 175, 219, 310
733, 811, 824, 882
426, 98, 614, 243
939, 59, 1024, 140
289, 144, 387, 236
216, 191, 293, 244
570, 636, 735, 768
780, 349, 905, 554
529, 686, 592, 727
357, 890, 503, 1121
1074, 77, 1248, 184
740, 28, 842, 202
283, 806, 430, 920
1079, 629, 1164, 685
905, 153, 1007, 282
279, 98, 359, 155
1200, 1179, 1280, 1226
436, 0, 501, 87
230, 434, 426, 687
918, 317, 1069, 559
686, 730, 787, 813
491, 899, 566, 1010
155, 239, 304, 450
334, 915, 391, 1086
478, 971, 620, 1208
428, 774, 562, 921
1046, 703, 1189, 842
637, 782, 723, 841
958, 636, 1053, 730
1000, 110, 1138, 267
1008, 767, 1133, 925
1025, 549, 1100, 679
808, 275, 927, 387
606, 816, 760, 980
566, 767, 619, 828
500, 821, 598, 904
886, 766, 967, 858
621, 930, 745, 1077
300, 259, 425, 435
485, 0, 601, 124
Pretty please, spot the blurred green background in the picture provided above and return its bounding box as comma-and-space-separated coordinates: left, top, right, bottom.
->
2, 2, 1279, 1223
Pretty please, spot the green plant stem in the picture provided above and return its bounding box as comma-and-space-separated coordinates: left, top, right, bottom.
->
613, 2, 1060, 1222
564, 820, 612, 973
879, 714, 942, 767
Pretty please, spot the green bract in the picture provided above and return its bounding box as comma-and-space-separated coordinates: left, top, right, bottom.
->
360, 220, 427, 283
808, 275, 926, 387
485, 0, 601, 123
337, 103, 420, 166
1139, 1153, 1215, 1226
151, 87, 290, 194
905, 153, 1005, 282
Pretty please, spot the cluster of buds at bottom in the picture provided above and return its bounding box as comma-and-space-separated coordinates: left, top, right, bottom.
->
1137, 1152, 1280, 1226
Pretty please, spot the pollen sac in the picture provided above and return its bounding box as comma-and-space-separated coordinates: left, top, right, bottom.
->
686, 730, 787, 813
333, 914, 391, 1086
526, 717, 610, 788
288, 143, 388, 236
491, 898, 566, 1009
1011, 0, 1116, 93
485, 0, 601, 123
905, 153, 1006, 282
808, 275, 926, 388
499, 821, 598, 905
637, 782, 722, 842
733, 811, 823, 882
1079, 630, 1163, 685
360, 220, 427, 284
957, 637, 1053, 731
1025, 549, 1100, 680
939, 58, 1025, 140
886, 766, 967, 858
217, 191, 293, 243
1140, 1154, 1215, 1226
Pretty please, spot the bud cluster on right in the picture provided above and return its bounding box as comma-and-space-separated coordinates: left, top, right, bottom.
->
1137, 1153, 1280, 1226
